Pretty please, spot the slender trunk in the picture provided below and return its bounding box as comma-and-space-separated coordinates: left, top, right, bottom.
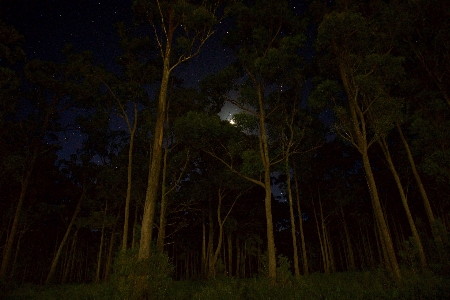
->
325, 228, 336, 272
105, 223, 116, 280
62, 229, 78, 284
285, 158, 300, 277
319, 196, 331, 274
122, 106, 137, 252
45, 191, 83, 285
207, 201, 214, 277
257, 86, 277, 280
202, 213, 207, 277
68, 234, 78, 283
228, 232, 232, 277
105, 210, 120, 280
341, 207, 355, 271
338, 55, 401, 281
0, 167, 33, 281
209, 189, 226, 278
313, 199, 328, 274
95, 203, 107, 283
397, 123, 445, 252
293, 165, 308, 275
157, 146, 169, 253
10, 229, 25, 281
139, 50, 171, 261
236, 238, 240, 277
362, 152, 401, 280
379, 137, 427, 269
132, 205, 138, 250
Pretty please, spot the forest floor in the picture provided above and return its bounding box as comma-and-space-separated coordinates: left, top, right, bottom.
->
3, 270, 450, 300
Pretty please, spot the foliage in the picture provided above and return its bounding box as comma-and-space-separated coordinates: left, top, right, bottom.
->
110, 249, 173, 300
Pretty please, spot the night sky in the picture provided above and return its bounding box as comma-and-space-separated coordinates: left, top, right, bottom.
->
1, 0, 307, 160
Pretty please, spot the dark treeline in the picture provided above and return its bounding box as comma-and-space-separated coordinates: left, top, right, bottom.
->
1, 0, 450, 290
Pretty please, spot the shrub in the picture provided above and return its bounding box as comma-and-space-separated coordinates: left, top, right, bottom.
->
110, 249, 173, 300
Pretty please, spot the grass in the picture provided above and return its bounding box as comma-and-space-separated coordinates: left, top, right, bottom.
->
4, 271, 450, 300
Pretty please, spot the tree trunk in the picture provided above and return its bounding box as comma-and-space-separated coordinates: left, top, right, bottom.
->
341, 207, 355, 271
122, 105, 137, 252
208, 189, 227, 278
132, 205, 138, 250
313, 199, 328, 274
207, 201, 214, 277
95, 203, 107, 284
236, 238, 240, 278
362, 152, 401, 280
228, 232, 232, 277
0, 167, 33, 281
378, 136, 427, 269
257, 86, 277, 280
45, 191, 83, 285
285, 158, 300, 278
62, 229, 78, 284
293, 165, 308, 275
157, 146, 169, 253
202, 213, 207, 277
338, 54, 401, 281
139, 50, 171, 261
397, 123, 445, 257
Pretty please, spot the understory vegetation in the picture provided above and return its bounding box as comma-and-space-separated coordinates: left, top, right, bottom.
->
4, 271, 450, 300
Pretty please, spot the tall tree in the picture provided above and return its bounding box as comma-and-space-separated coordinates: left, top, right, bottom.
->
132, 0, 222, 261
210, 0, 304, 279
313, 4, 404, 280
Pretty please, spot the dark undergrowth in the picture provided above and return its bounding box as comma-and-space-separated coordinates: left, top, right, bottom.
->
4, 270, 450, 300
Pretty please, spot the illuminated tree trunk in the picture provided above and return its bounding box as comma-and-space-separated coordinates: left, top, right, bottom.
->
257, 86, 277, 280
338, 58, 401, 281
396, 123, 446, 256
156, 147, 169, 254
122, 105, 137, 252
294, 166, 308, 275
285, 158, 300, 277
139, 51, 171, 261
378, 136, 427, 269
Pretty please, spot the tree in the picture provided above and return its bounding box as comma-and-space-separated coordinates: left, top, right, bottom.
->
202, 0, 305, 279
313, 5, 404, 280
132, 0, 223, 261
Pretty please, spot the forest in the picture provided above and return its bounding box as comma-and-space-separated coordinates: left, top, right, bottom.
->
2, 0, 450, 299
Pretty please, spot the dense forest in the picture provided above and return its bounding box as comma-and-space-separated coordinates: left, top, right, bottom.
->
2, 0, 450, 299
